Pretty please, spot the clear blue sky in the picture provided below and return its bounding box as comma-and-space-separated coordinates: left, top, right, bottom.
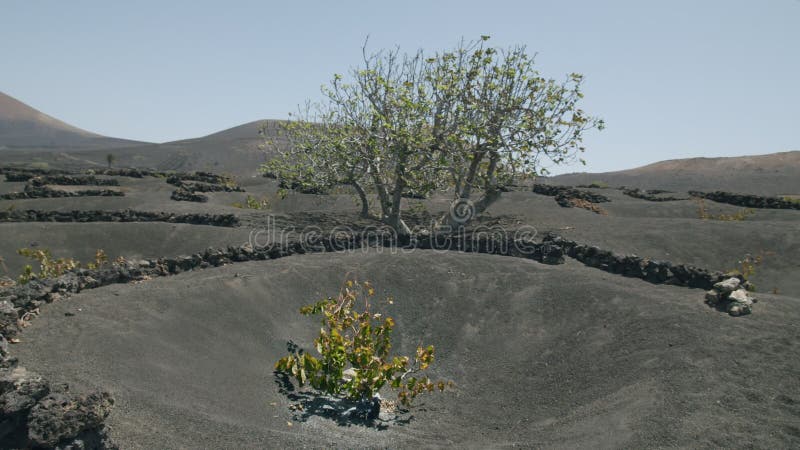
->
1, 0, 798, 174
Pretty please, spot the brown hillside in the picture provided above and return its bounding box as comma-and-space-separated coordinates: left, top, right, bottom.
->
0, 91, 147, 150
551, 151, 800, 196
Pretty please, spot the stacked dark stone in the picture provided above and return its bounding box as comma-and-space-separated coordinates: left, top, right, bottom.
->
689, 191, 800, 210
179, 181, 244, 193
0, 209, 239, 227
532, 184, 610, 207
3, 171, 35, 182
170, 189, 209, 202
165, 172, 232, 186
94, 168, 149, 178
0, 186, 124, 200
166, 172, 245, 202
1, 293, 116, 448
540, 233, 741, 290
29, 175, 120, 187
622, 188, 685, 202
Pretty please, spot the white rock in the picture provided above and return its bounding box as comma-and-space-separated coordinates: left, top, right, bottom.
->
727, 302, 751, 316
729, 289, 753, 306
714, 278, 741, 295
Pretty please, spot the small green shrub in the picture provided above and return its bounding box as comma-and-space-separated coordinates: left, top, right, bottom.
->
782, 196, 800, 205
232, 194, 270, 210
717, 208, 755, 221
86, 249, 109, 270
17, 248, 79, 284
275, 279, 451, 408
726, 251, 772, 291
16, 248, 115, 284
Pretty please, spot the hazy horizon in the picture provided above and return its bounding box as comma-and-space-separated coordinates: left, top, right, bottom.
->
2, 0, 798, 174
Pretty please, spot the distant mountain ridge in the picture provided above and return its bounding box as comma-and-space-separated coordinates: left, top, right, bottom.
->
0, 91, 279, 176
550, 151, 800, 196
1, 91, 797, 191
0, 91, 147, 149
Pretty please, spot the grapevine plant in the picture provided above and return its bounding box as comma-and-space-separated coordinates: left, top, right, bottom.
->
16, 248, 114, 284
17, 248, 80, 284
275, 279, 451, 415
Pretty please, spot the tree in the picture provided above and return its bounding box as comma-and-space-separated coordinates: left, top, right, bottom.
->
261, 37, 603, 232
263, 45, 440, 236
427, 37, 605, 224
106, 153, 115, 169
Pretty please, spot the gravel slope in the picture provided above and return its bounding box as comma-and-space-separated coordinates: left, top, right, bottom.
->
13, 251, 800, 449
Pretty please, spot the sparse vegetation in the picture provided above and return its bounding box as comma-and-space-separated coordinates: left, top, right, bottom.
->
730, 253, 763, 279
782, 196, 800, 205
726, 251, 773, 291
275, 279, 451, 412
28, 162, 50, 170
15, 248, 115, 284
232, 194, 270, 210
86, 249, 109, 270
262, 36, 603, 233
17, 248, 80, 284
695, 198, 754, 221
568, 198, 608, 215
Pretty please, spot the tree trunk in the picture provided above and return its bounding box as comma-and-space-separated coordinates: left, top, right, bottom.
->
459, 151, 485, 200
386, 215, 412, 237
387, 178, 406, 235
351, 181, 370, 218
369, 165, 392, 221
444, 149, 502, 226
473, 151, 501, 215
385, 147, 410, 236
472, 187, 502, 216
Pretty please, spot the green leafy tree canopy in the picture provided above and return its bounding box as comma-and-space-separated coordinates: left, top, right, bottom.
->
262, 36, 604, 231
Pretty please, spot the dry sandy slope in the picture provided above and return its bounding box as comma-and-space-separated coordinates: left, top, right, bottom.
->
0, 119, 282, 176
2, 174, 799, 295
550, 151, 800, 196
0, 222, 252, 273
13, 250, 800, 449
486, 190, 800, 295
0, 91, 146, 150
